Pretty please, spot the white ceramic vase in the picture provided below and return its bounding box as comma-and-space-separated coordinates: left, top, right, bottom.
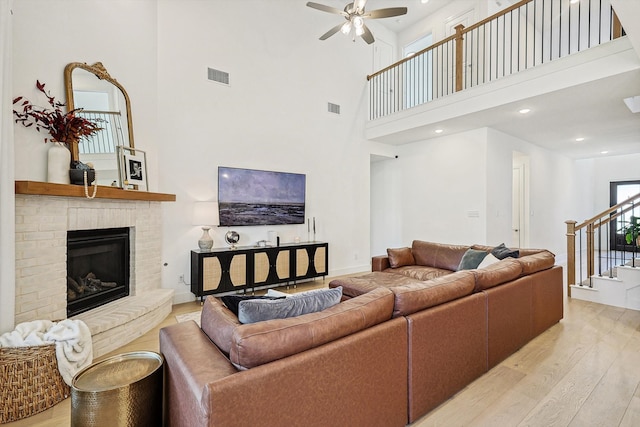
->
47, 141, 71, 184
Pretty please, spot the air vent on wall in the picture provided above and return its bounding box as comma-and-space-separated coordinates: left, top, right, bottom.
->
208, 67, 230, 85
328, 102, 340, 114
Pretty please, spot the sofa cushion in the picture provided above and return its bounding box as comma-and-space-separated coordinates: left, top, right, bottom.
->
457, 249, 489, 270
411, 240, 470, 271
387, 247, 415, 268
491, 243, 519, 259
386, 265, 452, 281
472, 258, 523, 291
390, 270, 476, 317
238, 287, 343, 324
518, 250, 555, 275
229, 287, 395, 369
330, 272, 423, 299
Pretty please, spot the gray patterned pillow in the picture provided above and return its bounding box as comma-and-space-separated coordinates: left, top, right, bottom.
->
238, 286, 343, 324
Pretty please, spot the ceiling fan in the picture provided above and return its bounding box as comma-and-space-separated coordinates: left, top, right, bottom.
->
306, 0, 408, 44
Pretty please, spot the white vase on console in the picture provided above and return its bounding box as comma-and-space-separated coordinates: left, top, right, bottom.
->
47, 141, 71, 184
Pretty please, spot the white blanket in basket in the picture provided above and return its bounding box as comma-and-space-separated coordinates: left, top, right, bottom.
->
0, 319, 93, 385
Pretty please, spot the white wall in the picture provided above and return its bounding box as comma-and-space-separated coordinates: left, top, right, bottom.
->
11, 0, 377, 305
12, 0, 159, 184
581, 153, 640, 213
370, 127, 585, 261
370, 128, 489, 256
486, 128, 580, 260
156, 0, 375, 302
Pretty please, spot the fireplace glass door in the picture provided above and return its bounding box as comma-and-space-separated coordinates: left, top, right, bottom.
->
67, 227, 130, 317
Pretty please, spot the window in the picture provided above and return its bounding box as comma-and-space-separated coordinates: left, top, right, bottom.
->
610, 180, 640, 251
403, 33, 433, 109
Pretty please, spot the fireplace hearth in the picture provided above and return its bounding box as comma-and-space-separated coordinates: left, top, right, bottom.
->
67, 227, 130, 317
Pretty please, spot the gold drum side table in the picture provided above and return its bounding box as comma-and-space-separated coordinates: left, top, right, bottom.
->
71, 351, 163, 427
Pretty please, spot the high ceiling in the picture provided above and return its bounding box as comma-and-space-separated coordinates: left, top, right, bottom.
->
320, 0, 640, 160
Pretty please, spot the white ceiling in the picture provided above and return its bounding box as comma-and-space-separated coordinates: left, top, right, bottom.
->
314, 0, 640, 160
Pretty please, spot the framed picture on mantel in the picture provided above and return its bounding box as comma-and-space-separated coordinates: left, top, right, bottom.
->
118, 146, 148, 191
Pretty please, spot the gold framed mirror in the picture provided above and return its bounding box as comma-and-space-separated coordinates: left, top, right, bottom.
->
64, 62, 134, 186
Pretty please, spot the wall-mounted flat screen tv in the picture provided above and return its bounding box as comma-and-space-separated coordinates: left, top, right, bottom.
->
218, 167, 306, 226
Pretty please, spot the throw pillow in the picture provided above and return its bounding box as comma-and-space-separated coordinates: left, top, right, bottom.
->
387, 247, 415, 268
457, 248, 489, 270
220, 295, 285, 316
491, 243, 520, 259
238, 286, 343, 324
477, 253, 500, 268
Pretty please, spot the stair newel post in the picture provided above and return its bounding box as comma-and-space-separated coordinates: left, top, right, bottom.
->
566, 220, 577, 297
454, 24, 465, 93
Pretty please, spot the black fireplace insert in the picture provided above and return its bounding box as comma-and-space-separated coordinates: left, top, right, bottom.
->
67, 227, 130, 317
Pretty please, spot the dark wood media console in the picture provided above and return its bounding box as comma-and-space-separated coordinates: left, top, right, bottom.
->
190, 242, 328, 299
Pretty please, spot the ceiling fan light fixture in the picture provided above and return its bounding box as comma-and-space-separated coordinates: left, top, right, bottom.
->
353, 16, 364, 28
341, 21, 352, 34
355, 25, 365, 36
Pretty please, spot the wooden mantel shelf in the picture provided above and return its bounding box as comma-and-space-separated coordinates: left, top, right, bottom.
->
15, 181, 176, 202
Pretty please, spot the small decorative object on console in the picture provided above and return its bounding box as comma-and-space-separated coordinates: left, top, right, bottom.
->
193, 202, 218, 251
225, 231, 240, 249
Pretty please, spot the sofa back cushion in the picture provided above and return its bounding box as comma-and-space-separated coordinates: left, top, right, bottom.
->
472, 258, 523, 291
201, 296, 241, 356
411, 240, 470, 271
202, 287, 395, 369
230, 287, 395, 369
518, 250, 555, 275
390, 270, 476, 317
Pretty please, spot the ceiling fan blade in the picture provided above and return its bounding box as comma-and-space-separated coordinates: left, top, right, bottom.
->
360, 24, 375, 44
364, 7, 408, 19
306, 2, 348, 17
319, 22, 345, 40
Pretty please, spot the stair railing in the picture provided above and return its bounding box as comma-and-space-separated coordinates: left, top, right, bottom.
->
367, 0, 623, 120
565, 192, 640, 297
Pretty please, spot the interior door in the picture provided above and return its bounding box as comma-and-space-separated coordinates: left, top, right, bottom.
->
512, 152, 529, 248
512, 166, 522, 247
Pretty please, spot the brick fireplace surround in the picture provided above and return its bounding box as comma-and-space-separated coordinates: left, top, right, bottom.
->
14, 182, 175, 357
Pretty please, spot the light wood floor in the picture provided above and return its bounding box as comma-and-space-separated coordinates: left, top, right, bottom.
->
6, 279, 640, 427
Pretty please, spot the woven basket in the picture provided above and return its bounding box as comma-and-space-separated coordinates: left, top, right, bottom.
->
0, 344, 70, 423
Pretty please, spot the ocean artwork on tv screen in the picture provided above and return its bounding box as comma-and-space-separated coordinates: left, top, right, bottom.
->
218, 167, 306, 226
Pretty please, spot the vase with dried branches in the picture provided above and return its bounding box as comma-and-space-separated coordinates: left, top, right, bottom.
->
13, 80, 102, 184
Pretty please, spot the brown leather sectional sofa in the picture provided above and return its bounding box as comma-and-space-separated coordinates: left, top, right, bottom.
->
159, 240, 563, 426
331, 240, 563, 422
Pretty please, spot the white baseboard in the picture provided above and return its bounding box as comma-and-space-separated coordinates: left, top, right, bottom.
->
173, 290, 196, 305
328, 264, 371, 278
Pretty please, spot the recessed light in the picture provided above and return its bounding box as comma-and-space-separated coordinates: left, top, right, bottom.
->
518, 108, 531, 114
624, 95, 640, 113
421, 0, 430, 4
575, 137, 585, 142
570, 0, 579, 4
435, 129, 443, 134
601, 150, 609, 154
